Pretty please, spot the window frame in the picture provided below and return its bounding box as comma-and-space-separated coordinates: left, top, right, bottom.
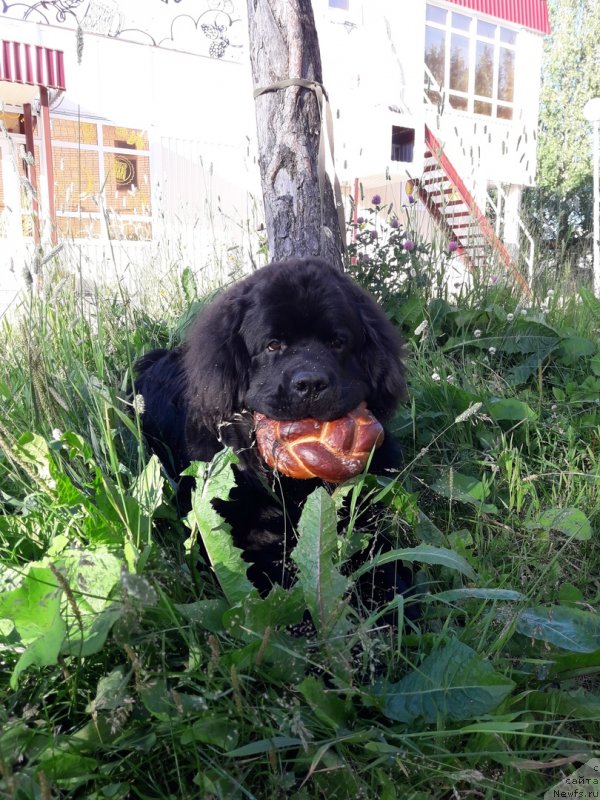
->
425, 2, 518, 120
48, 114, 153, 240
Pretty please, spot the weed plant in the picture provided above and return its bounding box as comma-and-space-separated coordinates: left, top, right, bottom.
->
0, 223, 598, 799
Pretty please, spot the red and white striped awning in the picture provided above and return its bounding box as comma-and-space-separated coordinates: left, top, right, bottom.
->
0, 40, 66, 105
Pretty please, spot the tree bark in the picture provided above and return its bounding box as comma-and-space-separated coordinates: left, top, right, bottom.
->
246, 0, 344, 270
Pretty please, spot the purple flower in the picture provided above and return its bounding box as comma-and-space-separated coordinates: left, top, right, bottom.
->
390, 217, 400, 229
408, 195, 416, 204
448, 240, 458, 252
356, 216, 364, 224
370, 229, 378, 240
403, 239, 415, 252
371, 194, 382, 206
363, 253, 371, 264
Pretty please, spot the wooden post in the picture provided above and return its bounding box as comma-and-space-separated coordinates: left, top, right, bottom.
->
39, 86, 57, 245
246, 0, 344, 270
22, 102, 40, 245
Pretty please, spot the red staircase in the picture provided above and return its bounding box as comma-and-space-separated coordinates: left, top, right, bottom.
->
418, 125, 530, 293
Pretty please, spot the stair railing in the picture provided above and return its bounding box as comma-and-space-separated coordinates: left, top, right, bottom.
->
486, 182, 535, 285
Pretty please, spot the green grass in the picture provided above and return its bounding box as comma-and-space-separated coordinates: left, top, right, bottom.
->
0, 241, 599, 800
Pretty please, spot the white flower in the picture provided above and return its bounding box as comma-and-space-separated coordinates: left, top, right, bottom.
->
132, 394, 146, 415
51, 428, 62, 441
521, 308, 528, 316
474, 329, 482, 339
507, 313, 514, 322
431, 371, 441, 382
488, 346, 497, 355
414, 319, 429, 337
547, 289, 555, 297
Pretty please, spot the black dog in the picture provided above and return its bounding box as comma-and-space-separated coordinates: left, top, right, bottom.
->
135, 257, 409, 601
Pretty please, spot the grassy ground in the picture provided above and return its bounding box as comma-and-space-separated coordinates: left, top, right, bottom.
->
0, 234, 598, 799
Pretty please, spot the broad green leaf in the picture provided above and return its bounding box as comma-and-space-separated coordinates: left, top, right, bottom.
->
432, 470, 497, 514
495, 320, 560, 354
0, 565, 61, 644
0, 567, 65, 687
516, 606, 600, 653
11, 617, 66, 689
37, 752, 98, 784
180, 718, 239, 751
88, 667, 130, 713
298, 675, 351, 732
549, 648, 600, 678
352, 544, 476, 581
181, 266, 198, 305
0, 551, 123, 681
175, 598, 229, 632
185, 450, 256, 606
130, 455, 164, 517
58, 549, 123, 655
486, 398, 537, 422
380, 638, 514, 723
223, 585, 305, 637
558, 583, 584, 606
527, 507, 592, 541
414, 511, 445, 546
557, 335, 597, 363
60, 549, 123, 613
291, 488, 349, 633
218, 634, 306, 682
14, 432, 54, 487
140, 679, 215, 721
59, 431, 95, 463
61, 606, 123, 657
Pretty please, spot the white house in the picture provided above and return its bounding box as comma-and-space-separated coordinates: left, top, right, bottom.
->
0, 0, 550, 312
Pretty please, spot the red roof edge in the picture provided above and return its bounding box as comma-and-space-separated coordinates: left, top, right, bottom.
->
446, 0, 551, 35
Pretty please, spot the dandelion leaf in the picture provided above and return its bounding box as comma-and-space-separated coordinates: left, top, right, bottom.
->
185, 449, 256, 606
381, 638, 514, 723
291, 487, 349, 633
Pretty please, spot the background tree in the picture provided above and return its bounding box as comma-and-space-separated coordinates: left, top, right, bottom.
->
246, 0, 344, 269
523, 0, 600, 276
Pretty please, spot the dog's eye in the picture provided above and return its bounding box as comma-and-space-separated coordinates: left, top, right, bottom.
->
266, 339, 282, 352
330, 337, 345, 350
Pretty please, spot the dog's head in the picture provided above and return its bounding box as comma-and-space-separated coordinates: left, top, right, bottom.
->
183, 258, 405, 430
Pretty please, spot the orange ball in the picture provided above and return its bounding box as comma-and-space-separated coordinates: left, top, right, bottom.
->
254, 402, 384, 482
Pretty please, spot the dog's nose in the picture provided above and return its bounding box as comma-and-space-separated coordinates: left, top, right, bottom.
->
291, 369, 329, 399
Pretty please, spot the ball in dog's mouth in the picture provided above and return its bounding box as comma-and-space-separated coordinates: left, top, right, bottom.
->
253, 402, 384, 482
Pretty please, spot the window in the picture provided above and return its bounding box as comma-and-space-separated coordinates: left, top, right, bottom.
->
391, 126, 415, 162
51, 118, 152, 240
425, 3, 517, 120
114, 139, 138, 192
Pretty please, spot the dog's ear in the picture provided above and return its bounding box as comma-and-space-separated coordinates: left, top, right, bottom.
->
346, 280, 406, 420
183, 285, 250, 430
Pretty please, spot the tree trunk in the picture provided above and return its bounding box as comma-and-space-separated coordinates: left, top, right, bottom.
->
246, 0, 344, 270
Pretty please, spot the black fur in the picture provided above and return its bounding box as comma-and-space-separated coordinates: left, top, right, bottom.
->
135, 257, 410, 599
